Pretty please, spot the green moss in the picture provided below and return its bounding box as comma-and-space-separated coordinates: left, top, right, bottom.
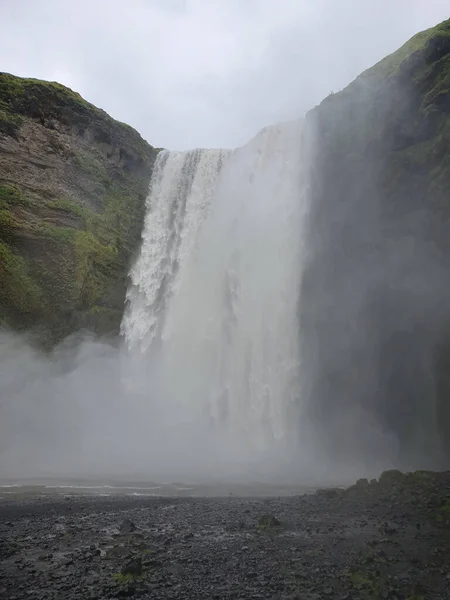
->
0, 208, 18, 230
433, 498, 450, 526
74, 152, 111, 187
410, 470, 435, 482
379, 469, 405, 486
348, 570, 373, 590
47, 198, 85, 218
346, 569, 387, 597
358, 18, 450, 84
422, 54, 450, 113
0, 107, 23, 137
44, 226, 76, 243
0, 241, 42, 318
0, 73, 90, 109
0, 183, 33, 208
0, 183, 21, 206
73, 230, 118, 307
258, 515, 282, 530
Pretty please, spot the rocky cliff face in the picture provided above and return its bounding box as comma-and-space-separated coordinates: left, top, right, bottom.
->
301, 19, 450, 466
0, 73, 159, 344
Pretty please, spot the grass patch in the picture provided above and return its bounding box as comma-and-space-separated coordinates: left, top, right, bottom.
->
433, 498, 450, 526
0, 107, 23, 137
113, 573, 140, 584
258, 514, 282, 530
74, 230, 117, 306
346, 569, 387, 597
359, 18, 450, 84
0, 241, 42, 316
47, 198, 86, 218
0, 183, 33, 208
45, 226, 76, 243
74, 152, 111, 187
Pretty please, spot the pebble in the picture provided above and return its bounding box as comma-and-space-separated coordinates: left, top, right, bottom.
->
1, 476, 450, 598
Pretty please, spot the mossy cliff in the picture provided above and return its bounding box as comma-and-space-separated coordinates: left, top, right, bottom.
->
301, 19, 450, 464
0, 73, 159, 344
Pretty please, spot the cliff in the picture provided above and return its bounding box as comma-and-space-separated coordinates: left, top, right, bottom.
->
301, 18, 450, 466
0, 73, 159, 344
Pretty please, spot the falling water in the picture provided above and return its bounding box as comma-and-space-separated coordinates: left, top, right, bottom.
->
121, 120, 308, 478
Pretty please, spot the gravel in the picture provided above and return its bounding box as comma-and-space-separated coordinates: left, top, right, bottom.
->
1, 471, 450, 599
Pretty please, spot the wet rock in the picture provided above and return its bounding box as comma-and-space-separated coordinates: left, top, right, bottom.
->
384, 522, 400, 535
115, 585, 136, 597
258, 515, 281, 529
119, 519, 136, 534
356, 478, 369, 487
121, 557, 142, 577
317, 487, 340, 498
379, 470, 405, 487
167, 563, 183, 576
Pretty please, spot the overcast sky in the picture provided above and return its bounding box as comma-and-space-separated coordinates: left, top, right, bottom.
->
0, 1, 448, 150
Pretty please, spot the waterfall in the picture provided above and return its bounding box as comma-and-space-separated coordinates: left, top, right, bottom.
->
121, 120, 308, 478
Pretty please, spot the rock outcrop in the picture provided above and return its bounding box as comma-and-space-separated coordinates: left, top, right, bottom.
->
0, 73, 159, 344
300, 19, 450, 464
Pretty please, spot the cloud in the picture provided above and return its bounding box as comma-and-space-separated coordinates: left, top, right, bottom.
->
0, 0, 449, 149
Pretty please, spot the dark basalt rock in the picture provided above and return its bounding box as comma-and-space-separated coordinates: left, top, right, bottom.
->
121, 557, 142, 577
258, 514, 281, 529
119, 519, 136, 535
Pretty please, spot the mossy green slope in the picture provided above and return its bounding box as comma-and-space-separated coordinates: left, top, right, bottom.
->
302, 19, 450, 461
0, 72, 159, 344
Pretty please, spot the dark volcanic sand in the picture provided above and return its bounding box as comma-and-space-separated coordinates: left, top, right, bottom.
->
1, 472, 450, 599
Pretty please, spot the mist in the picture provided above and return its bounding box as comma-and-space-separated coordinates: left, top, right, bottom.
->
0, 118, 411, 488
298, 67, 450, 473
0, 329, 280, 483
0, 326, 404, 487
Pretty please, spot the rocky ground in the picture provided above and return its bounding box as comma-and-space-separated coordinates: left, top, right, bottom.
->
1, 471, 450, 599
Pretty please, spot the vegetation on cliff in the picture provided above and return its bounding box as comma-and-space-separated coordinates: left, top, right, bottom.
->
312, 17, 450, 189
302, 18, 450, 461
0, 72, 159, 344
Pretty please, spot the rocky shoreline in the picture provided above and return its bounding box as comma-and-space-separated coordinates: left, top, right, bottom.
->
1, 470, 450, 599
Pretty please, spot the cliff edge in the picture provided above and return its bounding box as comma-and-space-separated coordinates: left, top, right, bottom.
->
0, 73, 159, 344
301, 18, 450, 464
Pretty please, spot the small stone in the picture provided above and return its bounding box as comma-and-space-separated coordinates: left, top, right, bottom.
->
258, 514, 281, 529
384, 521, 399, 535
121, 557, 142, 577
119, 520, 136, 535
356, 478, 369, 487
167, 563, 182, 576
379, 470, 405, 487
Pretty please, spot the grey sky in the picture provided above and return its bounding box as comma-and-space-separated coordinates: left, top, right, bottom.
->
0, 1, 448, 150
